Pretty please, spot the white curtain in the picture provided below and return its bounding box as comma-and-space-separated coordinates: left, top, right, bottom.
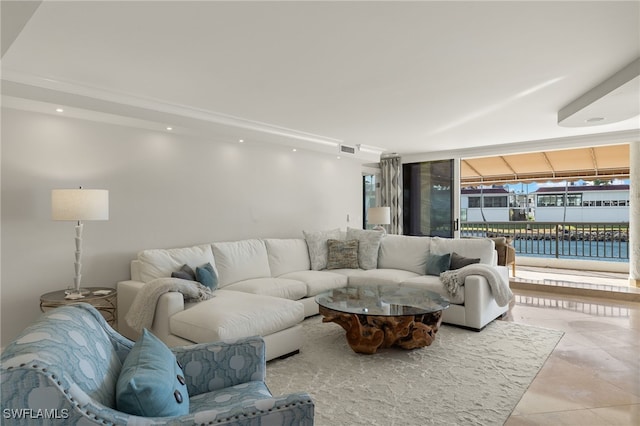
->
380, 156, 403, 234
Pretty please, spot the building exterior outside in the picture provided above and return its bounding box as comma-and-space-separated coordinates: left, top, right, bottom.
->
461, 184, 630, 223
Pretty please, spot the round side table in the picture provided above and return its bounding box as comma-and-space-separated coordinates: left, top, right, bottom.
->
40, 287, 117, 327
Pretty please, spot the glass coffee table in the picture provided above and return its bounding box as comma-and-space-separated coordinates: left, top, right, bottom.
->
315, 285, 450, 354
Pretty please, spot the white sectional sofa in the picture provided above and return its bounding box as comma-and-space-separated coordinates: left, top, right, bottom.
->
118, 231, 510, 361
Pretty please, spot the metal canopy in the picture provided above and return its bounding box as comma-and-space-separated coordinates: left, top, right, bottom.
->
461, 144, 630, 186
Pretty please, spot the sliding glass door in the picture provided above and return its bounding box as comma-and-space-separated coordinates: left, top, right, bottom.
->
402, 159, 455, 237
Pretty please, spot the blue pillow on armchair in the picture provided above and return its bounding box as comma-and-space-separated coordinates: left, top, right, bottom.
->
116, 329, 189, 417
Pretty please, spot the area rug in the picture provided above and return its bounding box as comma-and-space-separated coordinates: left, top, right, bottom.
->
266, 316, 563, 426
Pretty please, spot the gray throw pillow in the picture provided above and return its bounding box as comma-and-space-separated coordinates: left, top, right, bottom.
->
449, 252, 480, 270
171, 264, 196, 281
303, 228, 342, 270
426, 253, 451, 276
326, 239, 360, 270
346, 227, 384, 270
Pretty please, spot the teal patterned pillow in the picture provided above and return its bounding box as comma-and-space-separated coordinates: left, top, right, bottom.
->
196, 262, 218, 290
426, 253, 451, 276
116, 329, 189, 417
326, 239, 360, 269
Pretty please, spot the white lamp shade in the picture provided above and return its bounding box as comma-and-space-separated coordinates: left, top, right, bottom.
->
52, 189, 109, 221
367, 207, 391, 225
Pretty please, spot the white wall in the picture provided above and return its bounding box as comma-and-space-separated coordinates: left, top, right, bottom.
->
1, 108, 363, 347
533, 207, 629, 222
463, 208, 510, 222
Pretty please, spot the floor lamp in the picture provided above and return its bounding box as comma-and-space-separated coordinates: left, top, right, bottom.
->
367, 207, 391, 234
52, 188, 109, 297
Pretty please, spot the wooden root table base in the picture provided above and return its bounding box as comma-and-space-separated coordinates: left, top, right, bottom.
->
319, 305, 444, 354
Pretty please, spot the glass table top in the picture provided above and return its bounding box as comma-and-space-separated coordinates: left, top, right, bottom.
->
315, 285, 450, 316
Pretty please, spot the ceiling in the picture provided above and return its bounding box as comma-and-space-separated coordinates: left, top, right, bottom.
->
1, 1, 639, 161
461, 144, 630, 186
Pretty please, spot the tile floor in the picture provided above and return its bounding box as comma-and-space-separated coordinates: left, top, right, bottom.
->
510, 265, 640, 304
503, 289, 640, 425
513, 265, 631, 289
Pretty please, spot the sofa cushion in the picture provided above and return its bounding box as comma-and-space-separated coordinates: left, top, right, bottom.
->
138, 244, 216, 283
426, 253, 451, 276
116, 329, 189, 417
212, 239, 271, 287
326, 239, 360, 270
170, 290, 304, 342
347, 269, 421, 287
346, 227, 384, 270
279, 270, 348, 296
449, 252, 480, 270
400, 275, 464, 304
377, 234, 432, 275
326, 268, 366, 278
188, 381, 274, 416
264, 238, 311, 276
431, 237, 495, 265
303, 228, 342, 270
224, 277, 307, 300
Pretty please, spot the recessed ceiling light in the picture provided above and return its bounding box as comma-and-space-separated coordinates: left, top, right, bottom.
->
55, 108, 64, 113
239, 139, 244, 143
337, 156, 341, 160
292, 148, 297, 152
585, 117, 605, 123
166, 126, 173, 131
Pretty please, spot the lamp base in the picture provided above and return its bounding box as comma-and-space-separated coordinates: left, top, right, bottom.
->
373, 225, 387, 234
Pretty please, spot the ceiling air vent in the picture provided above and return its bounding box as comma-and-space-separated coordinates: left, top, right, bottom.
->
339, 144, 356, 155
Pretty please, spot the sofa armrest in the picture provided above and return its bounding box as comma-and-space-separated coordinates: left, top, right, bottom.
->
172, 336, 266, 395
118, 279, 188, 343
461, 266, 509, 330
117, 280, 145, 340
505, 244, 516, 265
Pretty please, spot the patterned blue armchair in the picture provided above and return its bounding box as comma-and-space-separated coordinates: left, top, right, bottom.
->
1, 303, 314, 425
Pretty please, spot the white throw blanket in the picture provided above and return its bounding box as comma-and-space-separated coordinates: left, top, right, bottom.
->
125, 277, 215, 333
439, 264, 513, 307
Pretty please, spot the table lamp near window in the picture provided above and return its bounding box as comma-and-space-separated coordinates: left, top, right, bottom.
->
367, 207, 391, 233
52, 187, 109, 297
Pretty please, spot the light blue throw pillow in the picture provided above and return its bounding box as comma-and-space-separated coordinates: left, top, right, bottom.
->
116, 329, 189, 417
426, 253, 451, 276
195, 262, 218, 290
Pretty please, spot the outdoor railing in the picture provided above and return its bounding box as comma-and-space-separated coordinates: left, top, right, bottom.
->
461, 221, 629, 262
